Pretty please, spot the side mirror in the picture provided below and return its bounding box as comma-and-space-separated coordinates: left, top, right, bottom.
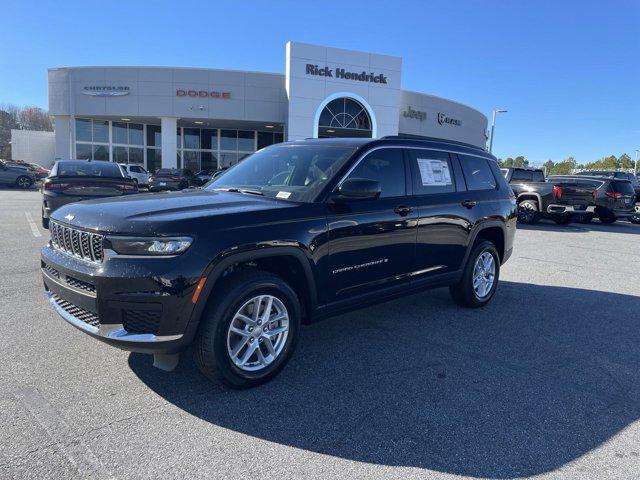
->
335, 178, 381, 201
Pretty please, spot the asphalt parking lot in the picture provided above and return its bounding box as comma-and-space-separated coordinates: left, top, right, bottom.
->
1, 188, 640, 480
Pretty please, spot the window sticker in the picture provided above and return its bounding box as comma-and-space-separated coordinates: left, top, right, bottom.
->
417, 158, 452, 186
276, 191, 291, 199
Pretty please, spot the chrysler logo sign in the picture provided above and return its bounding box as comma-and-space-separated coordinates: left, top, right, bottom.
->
306, 64, 388, 84
438, 112, 462, 126
403, 106, 426, 122
82, 86, 130, 97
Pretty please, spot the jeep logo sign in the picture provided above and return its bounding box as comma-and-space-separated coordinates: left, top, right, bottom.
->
305, 64, 388, 84
438, 112, 462, 126
403, 106, 426, 122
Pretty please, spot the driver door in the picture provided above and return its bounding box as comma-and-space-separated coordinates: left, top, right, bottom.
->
325, 148, 417, 302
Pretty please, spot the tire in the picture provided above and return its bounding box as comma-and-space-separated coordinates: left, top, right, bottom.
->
194, 270, 301, 389
517, 199, 540, 224
15, 176, 32, 189
598, 216, 616, 224
449, 240, 500, 308
552, 214, 572, 225
630, 214, 640, 225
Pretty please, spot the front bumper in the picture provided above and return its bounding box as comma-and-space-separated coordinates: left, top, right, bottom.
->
46, 289, 183, 346
41, 241, 206, 354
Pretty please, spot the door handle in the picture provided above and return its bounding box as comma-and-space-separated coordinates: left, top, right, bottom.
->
394, 205, 413, 216
461, 200, 478, 209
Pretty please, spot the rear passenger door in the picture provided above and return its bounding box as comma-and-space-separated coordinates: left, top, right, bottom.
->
406, 149, 473, 278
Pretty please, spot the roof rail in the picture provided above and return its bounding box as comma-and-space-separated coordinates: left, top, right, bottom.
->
379, 134, 487, 152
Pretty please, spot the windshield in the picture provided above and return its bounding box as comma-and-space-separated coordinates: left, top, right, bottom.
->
205, 144, 357, 202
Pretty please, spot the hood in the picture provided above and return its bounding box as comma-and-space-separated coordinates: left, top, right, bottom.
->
51, 189, 295, 234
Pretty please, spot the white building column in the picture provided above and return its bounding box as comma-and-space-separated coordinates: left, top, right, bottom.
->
53, 115, 72, 160
160, 117, 178, 168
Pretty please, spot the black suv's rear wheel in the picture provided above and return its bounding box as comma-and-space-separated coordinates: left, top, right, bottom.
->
195, 270, 300, 389
449, 240, 500, 308
517, 199, 540, 224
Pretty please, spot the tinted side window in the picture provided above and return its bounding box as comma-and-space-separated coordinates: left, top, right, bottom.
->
459, 155, 497, 191
407, 149, 455, 195
531, 171, 545, 182
346, 148, 405, 198
510, 169, 532, 182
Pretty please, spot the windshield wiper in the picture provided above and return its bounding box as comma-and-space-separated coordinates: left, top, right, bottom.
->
214, 187, 263, 196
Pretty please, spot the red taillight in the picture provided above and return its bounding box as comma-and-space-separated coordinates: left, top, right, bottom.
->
593, 190, 597, 202
44, 182, 68, 191
606, 191, 622, 199
553, 185, 563, 200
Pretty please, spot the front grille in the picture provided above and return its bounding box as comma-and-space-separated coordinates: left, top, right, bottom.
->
66, 275, 96, 294
43, 264, 60, 279
51, 294, 100, 327
50, 222, 104, 263
123, 309, 161, 335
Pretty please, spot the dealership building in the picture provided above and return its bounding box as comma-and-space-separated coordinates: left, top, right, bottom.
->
44, 41, 488, 172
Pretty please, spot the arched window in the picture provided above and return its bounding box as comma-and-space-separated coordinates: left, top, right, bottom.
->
317, 97, 372, 138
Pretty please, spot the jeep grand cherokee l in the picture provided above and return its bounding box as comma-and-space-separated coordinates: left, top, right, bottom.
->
41, 137, 516, 388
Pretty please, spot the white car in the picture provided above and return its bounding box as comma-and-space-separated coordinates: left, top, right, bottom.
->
119, 164, 150, 187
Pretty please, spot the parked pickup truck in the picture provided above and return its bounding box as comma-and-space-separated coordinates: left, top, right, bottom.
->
501, 167, 598, 224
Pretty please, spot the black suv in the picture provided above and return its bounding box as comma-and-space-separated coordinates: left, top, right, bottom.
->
41, 137, 516, 388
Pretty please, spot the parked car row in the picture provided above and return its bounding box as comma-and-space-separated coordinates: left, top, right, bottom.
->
503, 167, 638, 225
39, 160, 234, 224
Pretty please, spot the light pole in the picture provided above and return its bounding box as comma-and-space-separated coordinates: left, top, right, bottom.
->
635, 149, 639, 174
488, 109, 507, 154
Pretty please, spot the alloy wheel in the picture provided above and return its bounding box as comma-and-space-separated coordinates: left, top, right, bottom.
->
472, 252, 496, 299
226, 294, 289, 372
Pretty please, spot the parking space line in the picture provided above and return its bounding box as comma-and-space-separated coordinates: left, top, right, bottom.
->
13, 387, 112, 479
24, 212, 42, 237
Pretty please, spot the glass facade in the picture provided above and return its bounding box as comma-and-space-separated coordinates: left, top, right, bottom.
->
75, 119, 283, 172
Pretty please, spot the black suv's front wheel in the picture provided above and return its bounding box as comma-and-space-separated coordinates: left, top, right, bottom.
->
449, 240, 500, 308
195, 270, 301, 388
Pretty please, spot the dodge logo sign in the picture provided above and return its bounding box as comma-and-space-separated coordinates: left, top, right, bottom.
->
176, 90, 231, 99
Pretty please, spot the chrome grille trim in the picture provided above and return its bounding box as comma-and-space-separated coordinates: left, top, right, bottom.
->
50, 221, 104, 263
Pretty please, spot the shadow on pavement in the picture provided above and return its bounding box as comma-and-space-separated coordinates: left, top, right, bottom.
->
518, 219, 640, 235
129, 281, 640, 478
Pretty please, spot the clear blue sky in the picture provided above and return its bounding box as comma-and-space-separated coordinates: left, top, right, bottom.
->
1, 0, 638, 165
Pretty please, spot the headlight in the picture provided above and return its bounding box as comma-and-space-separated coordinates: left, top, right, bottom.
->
106, 236, 193, 255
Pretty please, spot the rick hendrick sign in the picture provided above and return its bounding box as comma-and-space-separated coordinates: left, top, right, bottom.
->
306, 64, 388, 84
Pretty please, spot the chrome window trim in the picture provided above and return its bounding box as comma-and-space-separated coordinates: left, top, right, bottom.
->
335, 144, 494, 191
